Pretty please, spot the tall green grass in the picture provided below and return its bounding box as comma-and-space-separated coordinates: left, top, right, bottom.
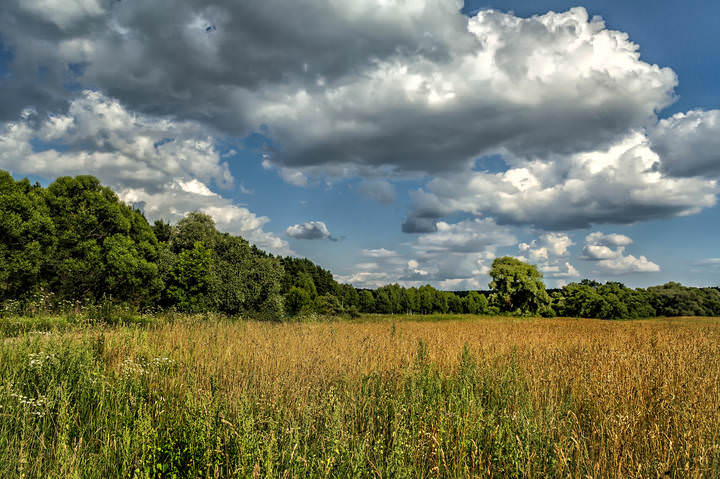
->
0, 339, 575, 477
1, 315, 719, 477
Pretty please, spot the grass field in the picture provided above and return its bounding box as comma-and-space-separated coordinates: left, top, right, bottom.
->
1, 314, 719, 478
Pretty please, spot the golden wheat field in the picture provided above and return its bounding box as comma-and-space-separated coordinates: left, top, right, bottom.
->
2, 315, 720, 478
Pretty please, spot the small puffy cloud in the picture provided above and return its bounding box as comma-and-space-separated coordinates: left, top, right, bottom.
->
519, 232, 573, 262
263, 160, 308, 187
583, 244, 622, 261
585, 232, 634, 248
543, 233, 574, 256
403, 259, 432, 281
357, 179, 396, 204
695, 258, 720, 266
582, 232, 659, 274
650, 110, 720, 178
286, 221, 333, 240
593, 255, 660, 274
583, 232, 633, 260
362, 248, 399, 258
542, 262, 580, 278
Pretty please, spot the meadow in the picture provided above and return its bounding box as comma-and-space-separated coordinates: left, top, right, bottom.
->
1, 314, 719, 478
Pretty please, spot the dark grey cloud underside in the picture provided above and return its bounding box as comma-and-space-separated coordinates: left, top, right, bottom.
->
0, 0, 468, 125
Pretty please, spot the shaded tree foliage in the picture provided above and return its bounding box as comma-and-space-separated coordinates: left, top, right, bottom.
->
647, 282, 720, 317
553, 280, 655, 319
463, 291, 489, 314
0, 172, 56, 300
1, 173, 161, 305
285, 286, 312, 316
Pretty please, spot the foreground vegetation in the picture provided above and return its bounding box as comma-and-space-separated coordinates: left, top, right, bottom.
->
1, 314, 719, 478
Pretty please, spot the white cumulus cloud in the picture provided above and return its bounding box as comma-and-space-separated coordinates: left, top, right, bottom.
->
582, 232, 659, 274
286, 221, 333, 240
362, 248, 400, 258
518, 233, 579, 282
406, 132, 717, 230
0, 91, 291, 255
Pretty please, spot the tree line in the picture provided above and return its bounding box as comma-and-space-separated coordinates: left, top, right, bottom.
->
2, 171, 719, 320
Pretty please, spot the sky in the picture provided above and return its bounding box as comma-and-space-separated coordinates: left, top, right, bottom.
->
1, 0, 719, 290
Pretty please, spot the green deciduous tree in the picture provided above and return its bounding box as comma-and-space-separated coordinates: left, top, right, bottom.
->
285, 286, 312, 316
43, 175, 161, 304
103, 234, 162, 305
489, 256, 551, 315
166, 242, 215, 313
315, 294, 343, 315
0, 172, 56, 301
463, 291, 489, 314
171, 211, 218, 253
359, 290, 375, 313
554, 280, 656, 319
294, 272, 318, 299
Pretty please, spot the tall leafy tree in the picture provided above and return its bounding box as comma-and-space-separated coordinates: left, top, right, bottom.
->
463, 291, 489, 314
152, 219, 173, 243
417, 285, 435, 314
167, 212, 286, 317
0, 172, 56, 300
489, 256, 551, 315
294, 272, 318, 299
286, 286, 312, 316
44, 175, 161, 304
359, 290, 375, 313
171, 211, 218, 253
166, 242, 215, 312
315, 294, 343, 315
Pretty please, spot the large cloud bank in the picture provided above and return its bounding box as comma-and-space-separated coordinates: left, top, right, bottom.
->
1, 0, 719, 284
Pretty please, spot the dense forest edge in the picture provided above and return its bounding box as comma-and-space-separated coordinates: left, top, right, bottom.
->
2, 170, 720, 320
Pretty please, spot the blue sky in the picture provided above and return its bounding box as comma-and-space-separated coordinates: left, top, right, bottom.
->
1, 0, 719, 289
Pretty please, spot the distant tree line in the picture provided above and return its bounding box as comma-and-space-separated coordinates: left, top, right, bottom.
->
2, 171, 719, 320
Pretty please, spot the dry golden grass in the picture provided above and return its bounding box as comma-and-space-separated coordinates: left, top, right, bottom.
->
3, 315, 720, 477
96, 316, 720, 476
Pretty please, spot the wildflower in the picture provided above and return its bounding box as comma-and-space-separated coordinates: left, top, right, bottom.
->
121, 357, 147, 377
152, 357, 175, 369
